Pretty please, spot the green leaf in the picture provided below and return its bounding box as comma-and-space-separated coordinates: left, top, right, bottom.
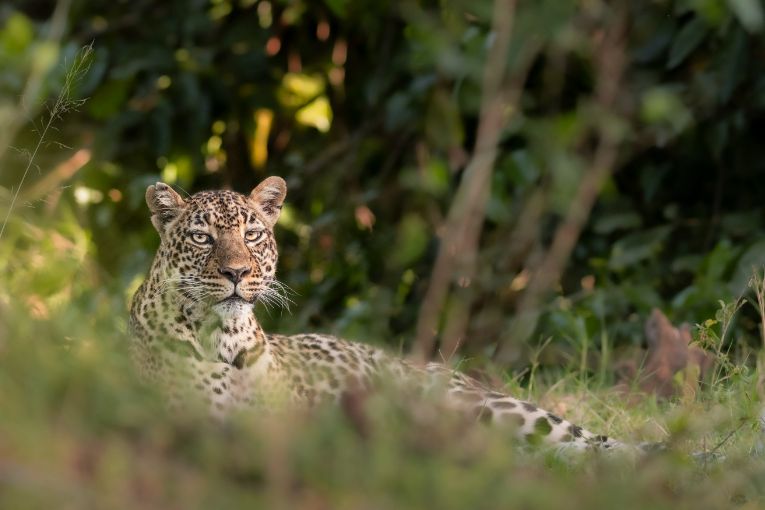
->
278, 73, 325, 109
640, 87, 693, 137
1, 12, 34, 55
296, 96, 333, 133
30, 41, 59, 75
390, 214, 428, 268
548, 152, 585, 214
608, 226, 672, 271
704, 239, 737, 282
729, 239, 765, 295
87, 78, 133, 120
667, 17, 708, 69
727, 0, 764, 32
717, 27, 748, 103
593, 212, 643, 235
324, 0, 348, 19
694, 0, 730, 25
425, 88, 464, 149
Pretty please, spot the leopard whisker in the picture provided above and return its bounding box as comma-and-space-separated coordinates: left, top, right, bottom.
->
261, 279, 296, 312
256, 286, 292, 313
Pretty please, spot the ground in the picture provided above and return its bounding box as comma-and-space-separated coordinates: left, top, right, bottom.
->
1, 299, 763, 509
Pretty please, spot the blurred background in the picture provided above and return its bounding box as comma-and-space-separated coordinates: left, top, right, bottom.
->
3, 0, 765, 367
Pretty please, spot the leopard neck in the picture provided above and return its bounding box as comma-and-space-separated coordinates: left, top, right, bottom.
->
205, 300, 267, 365
130, 251, 268, 364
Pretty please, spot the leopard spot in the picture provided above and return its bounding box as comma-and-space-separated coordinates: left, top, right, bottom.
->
533, 416, 553, 436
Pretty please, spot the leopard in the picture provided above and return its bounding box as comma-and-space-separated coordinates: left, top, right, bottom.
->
129, 176, 642, 455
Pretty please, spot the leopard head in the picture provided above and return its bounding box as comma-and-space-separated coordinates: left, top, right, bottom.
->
145, 176, 286, 313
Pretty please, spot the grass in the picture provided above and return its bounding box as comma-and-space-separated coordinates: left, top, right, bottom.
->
0, 42, 92, 242
1, 276, 765, 509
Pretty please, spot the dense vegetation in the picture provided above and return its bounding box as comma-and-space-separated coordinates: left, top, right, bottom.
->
3, 0, 765, 507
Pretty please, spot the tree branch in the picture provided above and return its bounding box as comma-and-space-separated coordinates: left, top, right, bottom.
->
493, 8, 628, 363
411, 0, 520, 362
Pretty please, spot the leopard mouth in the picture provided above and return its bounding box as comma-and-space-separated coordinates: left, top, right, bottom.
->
217, 288, 255, 305
219, 295, 249, 304
212, 293, 254, 315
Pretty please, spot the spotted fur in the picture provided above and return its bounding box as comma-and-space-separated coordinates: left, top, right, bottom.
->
129, 177, 638, 454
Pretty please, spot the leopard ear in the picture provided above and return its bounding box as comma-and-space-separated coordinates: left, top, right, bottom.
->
249, 176, 286, 227
145, 182, 186, 234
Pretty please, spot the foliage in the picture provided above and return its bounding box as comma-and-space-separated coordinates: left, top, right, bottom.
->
3, 1, 765, 360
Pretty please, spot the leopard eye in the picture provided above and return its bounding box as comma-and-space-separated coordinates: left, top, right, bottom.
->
190, 232, 213, 245
244, 229, 265, 243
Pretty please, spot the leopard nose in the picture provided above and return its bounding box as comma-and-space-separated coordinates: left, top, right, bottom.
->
218, 265, 252, 284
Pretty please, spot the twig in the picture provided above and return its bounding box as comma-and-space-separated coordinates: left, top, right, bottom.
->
301, 120, 377, 175
750, 269, 765, 350
21, 147, 92, 203
493, 8, 628, 363
708, 421, 745, 456
411, 0, 521, 362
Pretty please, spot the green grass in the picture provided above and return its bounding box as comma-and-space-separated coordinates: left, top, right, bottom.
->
1, 285, 764, 509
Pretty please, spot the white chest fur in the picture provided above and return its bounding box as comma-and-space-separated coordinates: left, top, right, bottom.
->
206, 300, 260, 363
